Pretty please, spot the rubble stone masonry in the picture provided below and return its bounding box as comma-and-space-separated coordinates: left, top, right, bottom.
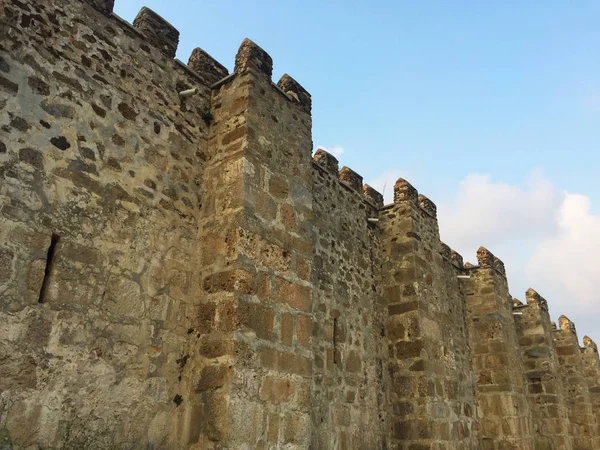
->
0, 1, 598, 449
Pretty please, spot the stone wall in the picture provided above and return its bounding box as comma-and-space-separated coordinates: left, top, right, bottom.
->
514, 290, 572, 450
310, 151, 389, 449
463, 248, 534, 449
1, 0, 212, 447
379, 180, 478, 450
1, 0, 600, 449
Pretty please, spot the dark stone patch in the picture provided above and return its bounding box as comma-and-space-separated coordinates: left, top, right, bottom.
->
153, 122, 161, 134
28, 75, 49, 95
0, 142, 6, 153
39, 120, 51, 129
80, 147, 96, 160
50, 136, 70, 151
117, 102, 138, 120
96, 143, 105, 159
144, 179, 156, 190
104, 183, 137, 204
91, 103, 106, 117
52, 71, 83, 92
68, 159, 99, 176
0, 56, 9, 73
81, 55, 92, 68
92, 74, 108, 85
82, 34, 96, 44
53, 167, 102, 195
10, 115, 30, 132
98, 49, 112, 62
106, 157, 121, 171
18, 148, 43, 169
41, 100, 74, 118
111, 134, 125, 146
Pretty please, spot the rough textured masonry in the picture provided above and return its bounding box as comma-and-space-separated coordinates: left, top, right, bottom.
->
0, 1, 598, 449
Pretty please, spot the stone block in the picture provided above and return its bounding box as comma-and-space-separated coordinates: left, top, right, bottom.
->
275, 278, 311, 312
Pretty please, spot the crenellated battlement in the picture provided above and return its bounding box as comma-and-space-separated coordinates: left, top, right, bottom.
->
311, 148, 384, 210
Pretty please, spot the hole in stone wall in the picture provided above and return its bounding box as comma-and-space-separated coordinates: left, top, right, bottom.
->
38, 233, 60, 303
333, 317, 339, 365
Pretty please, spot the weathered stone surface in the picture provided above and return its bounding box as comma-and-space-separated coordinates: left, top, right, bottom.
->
133, 7, 180, 58
2, 1, 599, 449
234, 38, 273, 77
188, 47, 229, 85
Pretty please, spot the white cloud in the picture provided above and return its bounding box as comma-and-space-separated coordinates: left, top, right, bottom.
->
438, 170, 561, 252
435, 170, 600, 341
527, 193, 600, 314
317, 146, 345, 158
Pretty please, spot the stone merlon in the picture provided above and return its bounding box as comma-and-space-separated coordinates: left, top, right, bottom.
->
363, 184, 384, 208
313, 148, 339, 175
418, 194, 437, 219
583, 336, 598, 353
277, 74, 311, 114
339, 167, 363, 192
132, 7, 180, 58
450, 250, 464, 269
393, 177, 418, 205
558, 315, 576, 332
476, 246, 495, 268
525, 288, 548, 310
235, 38, 273, 78
187, 47, 229, 85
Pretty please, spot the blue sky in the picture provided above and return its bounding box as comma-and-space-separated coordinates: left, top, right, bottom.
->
115, 1, 600, 342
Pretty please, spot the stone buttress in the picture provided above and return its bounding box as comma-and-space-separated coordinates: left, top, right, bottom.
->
198, 38, 316, 448
462, 248, 534, 449
513, 289, 573, 449
554, 316, 599, 450
379, 179, 478, 449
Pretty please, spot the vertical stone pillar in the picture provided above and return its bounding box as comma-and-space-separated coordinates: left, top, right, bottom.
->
379, 179, 477, 449
189, 38, 315, 449
581, 336, 600, 438
514, 289, 572, 450
463, 247, 533, 450
554, 316, 599, 449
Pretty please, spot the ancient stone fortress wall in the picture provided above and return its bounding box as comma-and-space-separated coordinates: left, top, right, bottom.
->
1, 1, 599, 449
